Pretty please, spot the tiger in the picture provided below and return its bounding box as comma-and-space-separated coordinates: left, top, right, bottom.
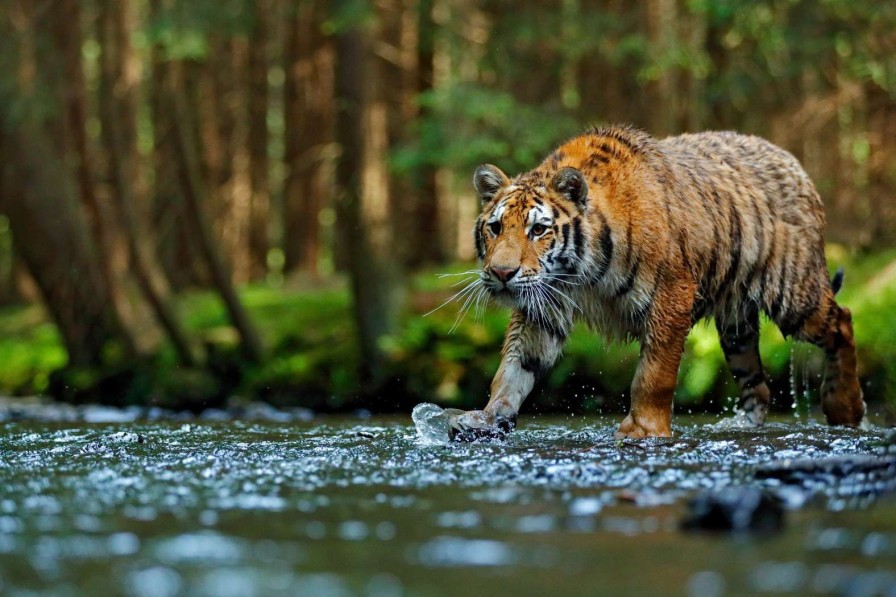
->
447, 124, 865, 440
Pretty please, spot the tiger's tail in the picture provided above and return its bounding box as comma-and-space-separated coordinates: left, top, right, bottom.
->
831, 267, 845, 296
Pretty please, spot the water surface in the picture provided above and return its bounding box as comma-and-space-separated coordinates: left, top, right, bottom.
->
0, 415, 894, 596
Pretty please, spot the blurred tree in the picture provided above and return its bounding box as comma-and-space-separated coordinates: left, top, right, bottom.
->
282, 0, 333, 275
0, 0, 136, 367
0, 121, 136, 368
148, 0, 210, 289
97, 0, 199, 366
168, 61, 265, 363
50, 0, 138, 345
333, 0, 405, 380
247, 0, 272, 279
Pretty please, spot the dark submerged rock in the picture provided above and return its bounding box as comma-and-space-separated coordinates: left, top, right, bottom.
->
755, 455, 896, 486
681, 487, 785, 533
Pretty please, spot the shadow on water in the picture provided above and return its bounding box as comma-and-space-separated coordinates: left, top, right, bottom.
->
0, 414, 894, 596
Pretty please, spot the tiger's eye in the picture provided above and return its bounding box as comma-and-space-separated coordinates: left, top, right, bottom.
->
488, 221, 502, 235
530, 223, 547, 236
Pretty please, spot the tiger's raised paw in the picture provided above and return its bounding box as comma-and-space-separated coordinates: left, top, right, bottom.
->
447, 410, 516, 443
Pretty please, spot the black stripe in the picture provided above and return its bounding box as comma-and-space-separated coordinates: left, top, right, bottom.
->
591, 211, 614, 282
768, 236, 791, 320
621, 217, 634, 268
572, 218, 584, 259
587, 154, 610, 167
757, 224, 778, 294
779, 307, 810, 337
598, 142, 618, 157
475, 224, 485, 260
520, 355, 546, 379
554, 201, 571, 219
522, 307, 567, 341
748, 191, 764, 278
719, 196, 743, 292
614, 255, 640, 297
703, 246, 719, 294
559, 223, 570, 255
677, 230, 690, 272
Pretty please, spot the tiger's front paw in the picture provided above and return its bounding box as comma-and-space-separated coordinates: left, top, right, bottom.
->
448, 410, 516, 443
614, 412, 672, 439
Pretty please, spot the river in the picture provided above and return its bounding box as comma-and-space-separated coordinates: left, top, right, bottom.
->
1, 414, 894, 595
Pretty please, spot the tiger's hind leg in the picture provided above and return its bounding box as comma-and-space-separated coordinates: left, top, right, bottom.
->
716, 306, 770, 426
792, 295, 865, 426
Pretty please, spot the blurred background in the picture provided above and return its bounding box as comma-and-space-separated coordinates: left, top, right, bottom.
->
0, 0, 894, 417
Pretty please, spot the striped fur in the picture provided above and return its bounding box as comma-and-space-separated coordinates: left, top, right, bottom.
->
451, 125, 865, 440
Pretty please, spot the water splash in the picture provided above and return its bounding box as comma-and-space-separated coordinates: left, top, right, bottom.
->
709, 408, 758, 430
411, 403, 464, 445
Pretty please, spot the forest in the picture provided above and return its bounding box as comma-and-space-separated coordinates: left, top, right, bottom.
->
0, 0, 895, 416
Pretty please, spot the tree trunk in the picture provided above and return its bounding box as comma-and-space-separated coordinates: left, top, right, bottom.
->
97, 0, 199, 366
50, 0, 140, 351
282, 0, 333, 274
247, 0, 271, 279
0, 119, 133, 368
149, 0, 206, 289
867, 85, 896, 248
645, 0, 679, 136
333, 5, 404, 380
410, 0, 444, 265
168, 62, 265, 363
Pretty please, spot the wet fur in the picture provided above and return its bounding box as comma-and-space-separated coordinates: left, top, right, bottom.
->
461, 125, 865, 439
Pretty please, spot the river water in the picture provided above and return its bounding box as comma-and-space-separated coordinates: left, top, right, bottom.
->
0, 414, 894, 596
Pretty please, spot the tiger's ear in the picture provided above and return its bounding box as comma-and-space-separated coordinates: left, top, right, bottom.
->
551, 167, 588, 209
473, 164, 510, 205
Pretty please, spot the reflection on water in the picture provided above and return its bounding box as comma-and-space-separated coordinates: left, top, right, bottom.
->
0, 415, 894, 595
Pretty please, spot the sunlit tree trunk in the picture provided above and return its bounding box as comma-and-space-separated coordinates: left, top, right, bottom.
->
867, 85, 896, 248
333, 6, 404, 379
247, 0, 271, 279
283, 0, 333, 275
410, 0, 444, 265
645, 0, 678, 135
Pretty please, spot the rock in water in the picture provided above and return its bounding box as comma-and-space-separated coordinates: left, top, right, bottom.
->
681, 487, 784, 533
412, 403, 464, 445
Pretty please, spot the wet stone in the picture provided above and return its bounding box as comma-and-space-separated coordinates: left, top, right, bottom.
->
681, 487, 785, 533
755, 454, 896, 496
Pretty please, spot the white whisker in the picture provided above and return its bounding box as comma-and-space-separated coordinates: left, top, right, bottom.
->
448, 279, 484, 332
437, 270, 481, 278
544, 282, 582, 314
424, 278, 482, 318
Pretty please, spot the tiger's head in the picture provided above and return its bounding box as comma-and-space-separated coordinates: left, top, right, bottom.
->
473, 164, 590, 310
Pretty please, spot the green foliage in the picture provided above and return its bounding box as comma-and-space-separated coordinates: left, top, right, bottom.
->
0, 249, 893, 412
393, 84, 579, 175
0, 305, 66, 394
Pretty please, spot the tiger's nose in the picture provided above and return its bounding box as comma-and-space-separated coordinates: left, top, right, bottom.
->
490, 266, 519, 283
